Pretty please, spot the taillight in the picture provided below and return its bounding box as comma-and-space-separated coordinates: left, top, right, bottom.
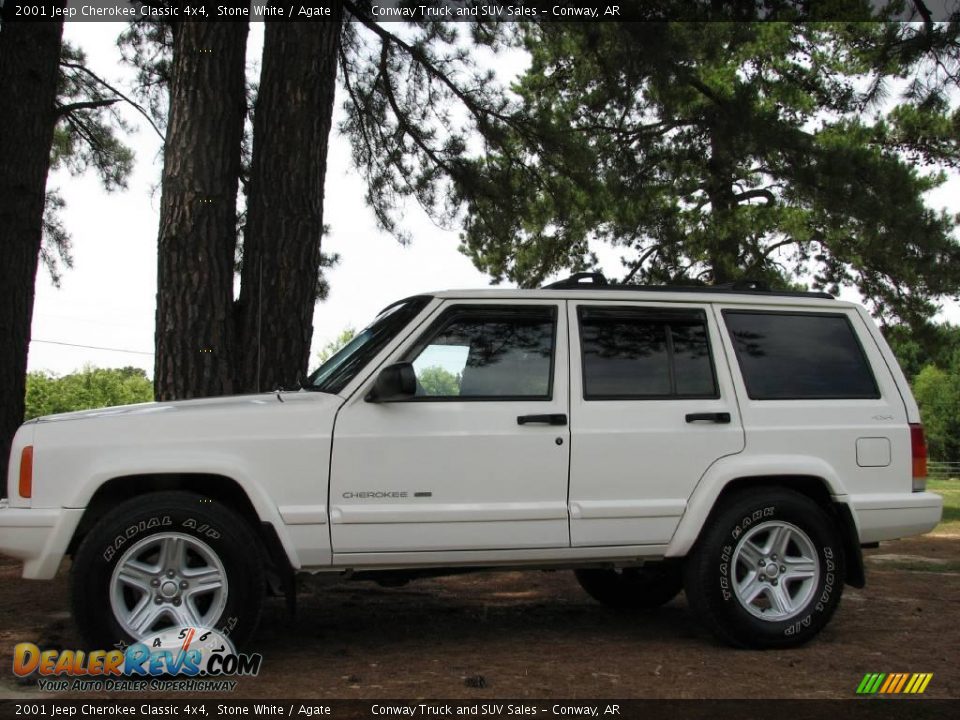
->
18, 446, 33, 499
910, 423, 927, 492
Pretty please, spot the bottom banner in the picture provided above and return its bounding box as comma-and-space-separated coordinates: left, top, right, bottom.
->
0, 699, 956, 720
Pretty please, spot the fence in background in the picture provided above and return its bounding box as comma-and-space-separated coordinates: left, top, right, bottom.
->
928, 461, 960, 481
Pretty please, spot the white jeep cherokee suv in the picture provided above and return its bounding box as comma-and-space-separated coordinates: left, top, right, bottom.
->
0, 273, 943, 649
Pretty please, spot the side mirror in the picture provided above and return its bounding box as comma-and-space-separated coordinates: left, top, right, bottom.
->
366, 362, 417, 402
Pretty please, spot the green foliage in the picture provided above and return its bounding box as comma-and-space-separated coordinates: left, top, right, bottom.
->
41, 42, 135, 287
884, 322, 960, 381
913, 351, 960, 462
417, 366, 461, 396
315, 328, 357, 365
55, 43, 135, 190
457, 21, 960, 325
881, 322, 960, 462
24, 366, 154, 420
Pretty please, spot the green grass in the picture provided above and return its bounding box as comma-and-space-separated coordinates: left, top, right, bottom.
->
928, 478, 960, 534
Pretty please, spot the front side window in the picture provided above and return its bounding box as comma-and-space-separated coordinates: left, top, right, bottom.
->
723, 311, 879, 400
407, 306, 556, 399
579, 307, 718, 399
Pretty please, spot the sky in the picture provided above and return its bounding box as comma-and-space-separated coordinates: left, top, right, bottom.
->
30, 21, 513, 377
27, 21, 960, 378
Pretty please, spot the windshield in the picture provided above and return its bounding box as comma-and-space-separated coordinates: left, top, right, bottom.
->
305, 296, 432, 393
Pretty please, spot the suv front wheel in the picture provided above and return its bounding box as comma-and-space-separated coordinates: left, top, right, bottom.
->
71, 491, 265, 649
684, 488, 845, 649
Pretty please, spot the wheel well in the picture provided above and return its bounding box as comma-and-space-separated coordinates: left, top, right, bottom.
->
695, 474, 864, 587
714, 475, 834, 509
66, 474, 290, 575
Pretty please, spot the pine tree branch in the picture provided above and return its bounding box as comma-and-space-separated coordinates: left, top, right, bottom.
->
61, 111, 101, 158
59, 60, 165, 141
343, 0, 512, 130
733, 188, 776, 204
911, 0, 934, 34
338, 44, 377, 166
622, 243, 663, 284
761, 239, 798, 258
55, 98, 121, 117
378, 41, 455, 177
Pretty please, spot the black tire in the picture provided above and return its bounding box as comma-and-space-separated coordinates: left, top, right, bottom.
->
71, 491, 265, 650
575, 562, 684, 610
683, 488, 845, 649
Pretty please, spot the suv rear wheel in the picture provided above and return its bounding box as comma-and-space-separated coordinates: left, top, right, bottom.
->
684, 488, 845, 649
575, 562, 683, 610
71, 491, 265, 649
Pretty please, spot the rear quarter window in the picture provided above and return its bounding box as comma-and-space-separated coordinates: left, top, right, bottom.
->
723, 310, 880, 400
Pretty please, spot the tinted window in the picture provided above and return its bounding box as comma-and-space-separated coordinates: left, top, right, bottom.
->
579, 308, 717, 399
409, 307, 555, 399
723, 311, 879, 400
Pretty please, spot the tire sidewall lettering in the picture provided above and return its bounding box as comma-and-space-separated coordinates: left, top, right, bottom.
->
716, 503, 838, 636
719, 505, 776, 604
100, 515, 221, 562
102, 515, 174, 562
182, 517, 222, 540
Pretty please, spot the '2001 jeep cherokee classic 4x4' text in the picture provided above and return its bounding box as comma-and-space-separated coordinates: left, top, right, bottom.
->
0, 273, 943, 649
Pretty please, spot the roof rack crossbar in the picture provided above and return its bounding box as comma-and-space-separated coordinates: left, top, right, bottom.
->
542, 272, 609, 290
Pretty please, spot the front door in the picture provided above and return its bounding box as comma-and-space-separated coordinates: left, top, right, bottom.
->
329, 300, 570, 555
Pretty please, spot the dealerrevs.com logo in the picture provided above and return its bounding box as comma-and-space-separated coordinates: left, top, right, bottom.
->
12, 627, 262, 692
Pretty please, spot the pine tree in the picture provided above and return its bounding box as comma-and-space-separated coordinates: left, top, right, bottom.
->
459, 22, 960, 325
0, 13, 67, 489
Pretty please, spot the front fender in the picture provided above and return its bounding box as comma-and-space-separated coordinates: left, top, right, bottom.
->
67, 453, 302, 570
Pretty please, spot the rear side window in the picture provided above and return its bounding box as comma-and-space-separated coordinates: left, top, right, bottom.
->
578, 307, 718, 399
723, 311, 879, 400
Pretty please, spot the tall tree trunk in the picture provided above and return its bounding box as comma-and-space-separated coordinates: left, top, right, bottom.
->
154, 22, 249, 400
0, 13, 65, 492
706, 126, 740, 284
235, 7, 343, 393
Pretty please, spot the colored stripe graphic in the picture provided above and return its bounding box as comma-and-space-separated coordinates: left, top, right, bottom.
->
857, 673, 932, 695
879, 674, 896, 693
893, 674, 909, 693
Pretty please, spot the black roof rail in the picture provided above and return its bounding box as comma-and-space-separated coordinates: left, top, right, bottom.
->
541, 272, 609, 289
540, 273, 834, 299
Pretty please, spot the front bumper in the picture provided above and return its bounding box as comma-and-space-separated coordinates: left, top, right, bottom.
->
0, 499, 83, 579
849, 491, 944, 543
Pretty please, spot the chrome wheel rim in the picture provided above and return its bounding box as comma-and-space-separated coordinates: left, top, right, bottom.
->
731, 520, 819, 621
109, 532, 228, 639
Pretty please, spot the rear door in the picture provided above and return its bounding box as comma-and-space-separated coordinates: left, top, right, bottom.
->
567, 301, 745, 547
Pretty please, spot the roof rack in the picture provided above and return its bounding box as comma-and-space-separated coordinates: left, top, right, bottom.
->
542, 272, 609, 289
541, 272, 834, 299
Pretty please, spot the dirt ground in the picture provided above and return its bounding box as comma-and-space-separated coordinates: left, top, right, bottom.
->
0, 533, 958, 700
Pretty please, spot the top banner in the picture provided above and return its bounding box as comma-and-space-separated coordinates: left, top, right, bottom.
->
2, 0, 959, 23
